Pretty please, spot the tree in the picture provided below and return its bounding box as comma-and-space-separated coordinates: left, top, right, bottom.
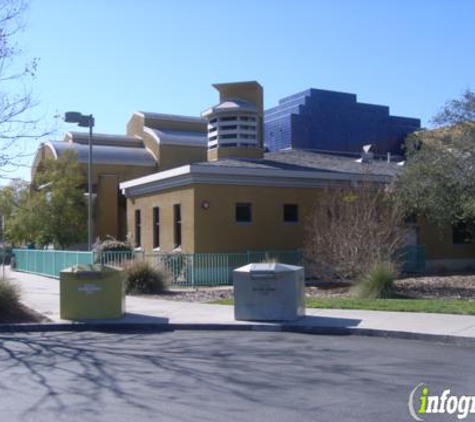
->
0, 178, 38, 245
305, 185, 407, 280
0, 0, 47, 177
394, 90, 475, 231
30, 151, 87, 249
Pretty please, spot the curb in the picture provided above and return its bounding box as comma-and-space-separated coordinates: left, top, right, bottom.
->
0, 321, 474, 346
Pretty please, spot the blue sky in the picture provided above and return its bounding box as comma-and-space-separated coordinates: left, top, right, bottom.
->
5, 0, 475, 183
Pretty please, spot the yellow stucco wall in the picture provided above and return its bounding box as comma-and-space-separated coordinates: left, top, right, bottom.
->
126, 183, 331, 253
95, 174, 119, 240
418, 219, 475, 260
85, 163, 156, 241
193, 184, 321, 253
142, 130, 206, 171
215, 83, 264, 114
33, 144, 157, 242
207, 147, 263, 162
125, 180, 471, 260
126, 187, 195, 252
158, 144, 207, 171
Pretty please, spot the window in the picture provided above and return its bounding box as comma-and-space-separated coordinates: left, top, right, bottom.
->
153, 207, 160, 249
174, 204, 182, 248
221, 134, 237, 139
452, 222, 474, 245
283, 204, 299, 223
220, 116, 237, 122
134, 209, 141, 247
221, 125, 237, 130
236, 203, 252, 223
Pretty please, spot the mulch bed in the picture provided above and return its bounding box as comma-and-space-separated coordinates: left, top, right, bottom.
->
152, 274, 475, 302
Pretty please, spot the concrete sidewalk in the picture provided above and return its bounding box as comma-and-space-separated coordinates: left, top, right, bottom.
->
4, 267, 475, 343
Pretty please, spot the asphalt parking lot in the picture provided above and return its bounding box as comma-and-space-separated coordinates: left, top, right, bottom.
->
0, 331, 473, 422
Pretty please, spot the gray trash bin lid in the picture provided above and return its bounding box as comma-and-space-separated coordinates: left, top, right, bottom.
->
235, 263, 303, 279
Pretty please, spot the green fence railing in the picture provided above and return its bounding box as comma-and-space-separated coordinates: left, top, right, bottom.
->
150, 250, 304, 286
400, 245, 426, 274
13, 249, 93, 279
12, 245, 425, 285
12, 248, 303, 285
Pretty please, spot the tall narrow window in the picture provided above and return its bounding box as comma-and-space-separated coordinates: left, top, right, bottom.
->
153, 207, 160, 249
283, 204, 299, 223
134, 209, 141, 247
174, 204, 182, 248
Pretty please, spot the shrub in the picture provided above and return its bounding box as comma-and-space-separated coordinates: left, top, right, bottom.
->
0, 278, 21, 317
351, 261, 398, 299
94, 237, 134, 265
94, 236, 133, 253
260, 254, 278, 264
305, 186, 407, 280
124, 260, 169, 294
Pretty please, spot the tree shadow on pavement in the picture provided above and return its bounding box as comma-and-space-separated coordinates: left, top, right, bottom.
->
0, 330, 473, 422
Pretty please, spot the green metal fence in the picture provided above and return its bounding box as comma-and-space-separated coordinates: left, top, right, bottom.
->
149, 250, 304, 286
12, 248, 303, 285
93, 250, 141, 266
13, 249, 93, 279
400, 245, 426, 274
12, 245, 425, 285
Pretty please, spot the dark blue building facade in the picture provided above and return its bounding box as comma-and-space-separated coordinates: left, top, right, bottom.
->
264, 88, 420, 155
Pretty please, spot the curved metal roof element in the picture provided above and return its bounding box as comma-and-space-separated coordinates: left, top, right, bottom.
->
144, 127, 207, 147
65, 132, 144, 148
48, 141, 157, 167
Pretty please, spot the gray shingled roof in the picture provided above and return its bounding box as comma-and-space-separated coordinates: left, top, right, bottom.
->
197, 149, 401, 177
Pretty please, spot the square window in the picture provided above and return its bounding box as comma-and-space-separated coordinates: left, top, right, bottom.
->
452, 222, 474, 245
236, 203, 252, 223
283, 204, 298, 223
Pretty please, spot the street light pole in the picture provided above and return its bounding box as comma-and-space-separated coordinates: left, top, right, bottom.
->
87, 115, 94, 251
64, 111, 95, 251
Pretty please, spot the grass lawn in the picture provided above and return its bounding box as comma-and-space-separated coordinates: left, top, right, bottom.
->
212, 298, 475, 315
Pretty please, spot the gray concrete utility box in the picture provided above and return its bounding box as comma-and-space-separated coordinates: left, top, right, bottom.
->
233, 263, 305, 321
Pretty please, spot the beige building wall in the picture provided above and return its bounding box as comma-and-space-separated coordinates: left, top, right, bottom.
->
33, 145, 157, 242
418, 219, 475, 260
124, 179, 467, 261
83, 162, 156, 241
193, 184, 321, 253
126, 187, 195, 252
207, 147, 263, 162
95, 174, 119, 240
158, 144, 207, 171
126, 183, 329, 253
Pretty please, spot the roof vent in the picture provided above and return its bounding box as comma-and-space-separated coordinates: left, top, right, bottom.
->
355, 144, 373, 163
